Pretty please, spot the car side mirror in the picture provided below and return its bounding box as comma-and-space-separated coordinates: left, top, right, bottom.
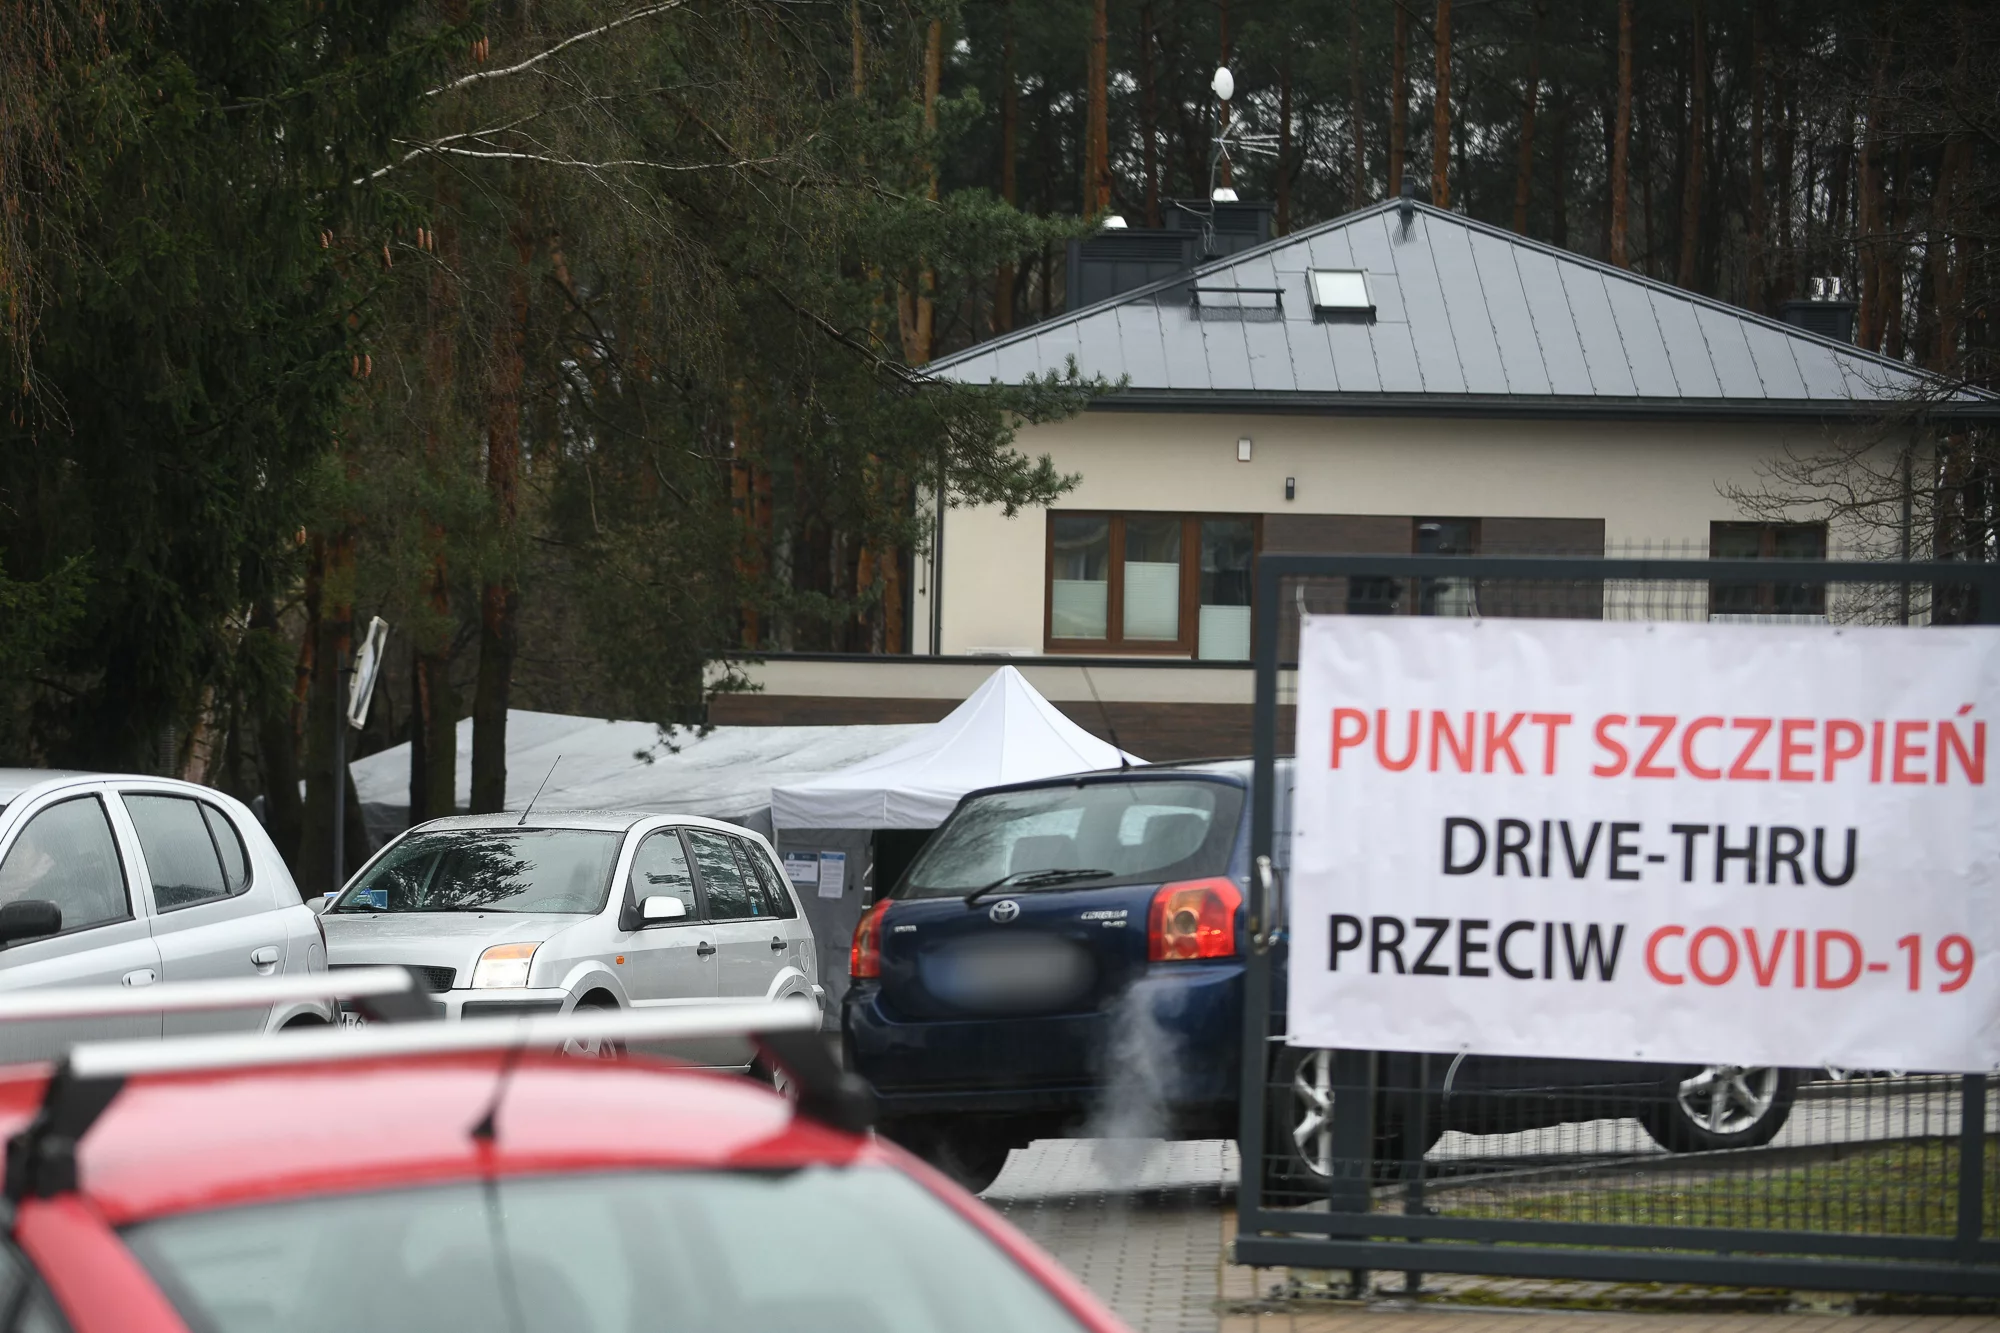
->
0, 900, 62, 948
641, 895, 687, 922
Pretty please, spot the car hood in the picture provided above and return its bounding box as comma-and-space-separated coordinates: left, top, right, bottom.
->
320, 911, 585, 983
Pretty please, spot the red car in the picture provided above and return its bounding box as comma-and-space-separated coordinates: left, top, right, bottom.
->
0, 979, 1128, 1333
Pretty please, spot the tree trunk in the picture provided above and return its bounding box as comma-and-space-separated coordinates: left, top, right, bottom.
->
1389, 0, 1408, 196
1882, 137, 1909, 360
1773, 75, 1795, 306
1139, 2, 1161, 225
1431, 0, 1452, 207
1348, 0, 1366, 208
1087, 0, 1110, 213
1746, 0, 1767, 311
1276, 54, 1293, 234
1676, 0, 1706, 290
918, 18, 942, 357
470, 227, 531, 816
251, 596, 304, 879
1857, 18, 1893, 352
1549, 89, 1569, 249
995, 0, 1018, 331
1512, 0, 1546, 234
1610, 0, 1632, 265
1928, 136, 1968, 372
411, 211, 459, 828
850, 0, 864, 96
301, 530, 360, 894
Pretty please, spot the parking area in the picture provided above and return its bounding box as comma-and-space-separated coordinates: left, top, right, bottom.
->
987, 1138, 2000, 1333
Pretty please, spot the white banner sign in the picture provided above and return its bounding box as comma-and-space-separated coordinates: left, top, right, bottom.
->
1289, 616, 2000, 1073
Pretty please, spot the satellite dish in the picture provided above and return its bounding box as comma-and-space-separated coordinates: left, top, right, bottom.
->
1211, 67, 1234, 102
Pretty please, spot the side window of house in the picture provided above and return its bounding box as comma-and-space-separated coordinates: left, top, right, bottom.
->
123, 794, 243, 912
629, 831, 700, 918
1710, 521, 1828, 617
0, 796, 129, 935
685, 830, 756, 920
733, 838, 797, 920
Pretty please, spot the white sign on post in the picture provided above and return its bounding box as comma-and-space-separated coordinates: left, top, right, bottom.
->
1288, 616, 2000, 1074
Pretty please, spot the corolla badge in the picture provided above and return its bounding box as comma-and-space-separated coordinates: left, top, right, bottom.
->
988, 899, 1021, 924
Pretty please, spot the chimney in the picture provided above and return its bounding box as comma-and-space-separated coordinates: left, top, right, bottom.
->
1064, 198, 1274, 311
1777, 276, 1856, 344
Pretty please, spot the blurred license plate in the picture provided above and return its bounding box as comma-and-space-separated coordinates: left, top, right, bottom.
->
337, 1002, 367, 1028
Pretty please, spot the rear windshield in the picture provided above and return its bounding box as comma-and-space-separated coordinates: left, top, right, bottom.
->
900, 778, 1244, 897
124, 1167, 1089, 1333
330, 829, 620, 915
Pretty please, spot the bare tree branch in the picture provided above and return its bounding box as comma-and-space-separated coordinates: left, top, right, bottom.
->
425, 0, 692, 99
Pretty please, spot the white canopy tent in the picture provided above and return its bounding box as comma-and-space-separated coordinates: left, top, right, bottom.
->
349, 710, 928, 846
770, 665, 1138, 830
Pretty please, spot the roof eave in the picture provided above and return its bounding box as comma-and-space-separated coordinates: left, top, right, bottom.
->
1076, 388, 2000, 423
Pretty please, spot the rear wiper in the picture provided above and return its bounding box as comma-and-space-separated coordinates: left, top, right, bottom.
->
964, 868, 1113, 909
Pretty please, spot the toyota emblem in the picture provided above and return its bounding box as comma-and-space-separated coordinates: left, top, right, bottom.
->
988, 899, 1021, 924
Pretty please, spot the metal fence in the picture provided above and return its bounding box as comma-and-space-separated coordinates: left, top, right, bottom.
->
1235, 552, 2000, 1296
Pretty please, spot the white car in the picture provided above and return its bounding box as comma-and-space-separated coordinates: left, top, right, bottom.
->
319, 812, 820, 1055
0, 769, 332, 1058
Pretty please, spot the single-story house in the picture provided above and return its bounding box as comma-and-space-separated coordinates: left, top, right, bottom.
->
713, 198, 1993, 757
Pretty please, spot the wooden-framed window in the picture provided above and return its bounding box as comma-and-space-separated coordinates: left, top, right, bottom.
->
1046, 512, 1259, 657
1710, 522, 1828, 617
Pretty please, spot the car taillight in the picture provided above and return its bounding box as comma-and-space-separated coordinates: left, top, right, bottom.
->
1147, 877, 1242, 961
851, 900, 892, 978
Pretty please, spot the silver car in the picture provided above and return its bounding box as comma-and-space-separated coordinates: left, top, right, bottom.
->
319, 812, 821, 1053
0, 770, 333, 1058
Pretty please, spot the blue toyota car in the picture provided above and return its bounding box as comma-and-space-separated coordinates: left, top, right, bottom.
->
843, 760, 1801, 1193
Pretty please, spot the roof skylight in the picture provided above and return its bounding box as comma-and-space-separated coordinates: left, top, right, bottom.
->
1309, 269, 1374, 322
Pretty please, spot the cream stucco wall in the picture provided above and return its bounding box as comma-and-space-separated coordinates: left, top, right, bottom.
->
921, 410, 1843, 656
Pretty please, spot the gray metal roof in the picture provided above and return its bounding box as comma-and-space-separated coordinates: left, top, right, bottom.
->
931, 201, 1992, 418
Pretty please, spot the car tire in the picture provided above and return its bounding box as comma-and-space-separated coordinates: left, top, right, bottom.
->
561, 996, 626, 1062
1638, 1064, 1798, 1152
1261, 1047, 1436, 1202
882, 1120, 1012, 1195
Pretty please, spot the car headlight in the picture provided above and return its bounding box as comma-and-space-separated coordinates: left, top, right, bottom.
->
471, 942, 539, 989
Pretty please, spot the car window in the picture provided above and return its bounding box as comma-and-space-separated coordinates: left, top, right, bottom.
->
124, 1168, 1091, 1333
629, 831, 699, 919
0, 796, 129, 936
684, 830, 756, 919
733, 837, 796, 920
203, 804, 252, 894
900, 778, 1245, 897
124, 794, 240, 912
330, 830, 621, 915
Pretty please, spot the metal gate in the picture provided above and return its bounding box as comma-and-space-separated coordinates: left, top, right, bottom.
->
1236, 551, 2000, 1295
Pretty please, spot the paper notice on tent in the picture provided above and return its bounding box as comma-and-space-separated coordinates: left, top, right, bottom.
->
817, 852, 847, 899
782, 853, 819, 888
1287, 615, 2000, 1074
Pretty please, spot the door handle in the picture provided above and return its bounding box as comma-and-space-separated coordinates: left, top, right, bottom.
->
696, 941, 717, 957
122, 969, 158, 988
250, 945, 282, 968
770, 936, 785, 952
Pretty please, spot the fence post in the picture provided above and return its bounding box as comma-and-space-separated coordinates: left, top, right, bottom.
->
1959, 1074, 1987, 1249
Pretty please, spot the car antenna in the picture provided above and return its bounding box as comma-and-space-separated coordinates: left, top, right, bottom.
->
516, 755, 561, 826
1079, 666, 1131, 771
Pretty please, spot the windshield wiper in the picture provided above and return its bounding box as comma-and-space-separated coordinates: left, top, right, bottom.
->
964, 868, 1113, 909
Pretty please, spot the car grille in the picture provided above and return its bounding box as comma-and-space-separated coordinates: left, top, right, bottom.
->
334, 963, 456, 993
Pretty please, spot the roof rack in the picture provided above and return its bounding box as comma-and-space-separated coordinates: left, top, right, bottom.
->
0, 967, 424, 1025
4, 995, 868, 1204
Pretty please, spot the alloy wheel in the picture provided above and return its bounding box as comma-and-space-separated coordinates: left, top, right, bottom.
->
1289, 1049, 1336, 1176
1675, 1064, 1779, 1135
